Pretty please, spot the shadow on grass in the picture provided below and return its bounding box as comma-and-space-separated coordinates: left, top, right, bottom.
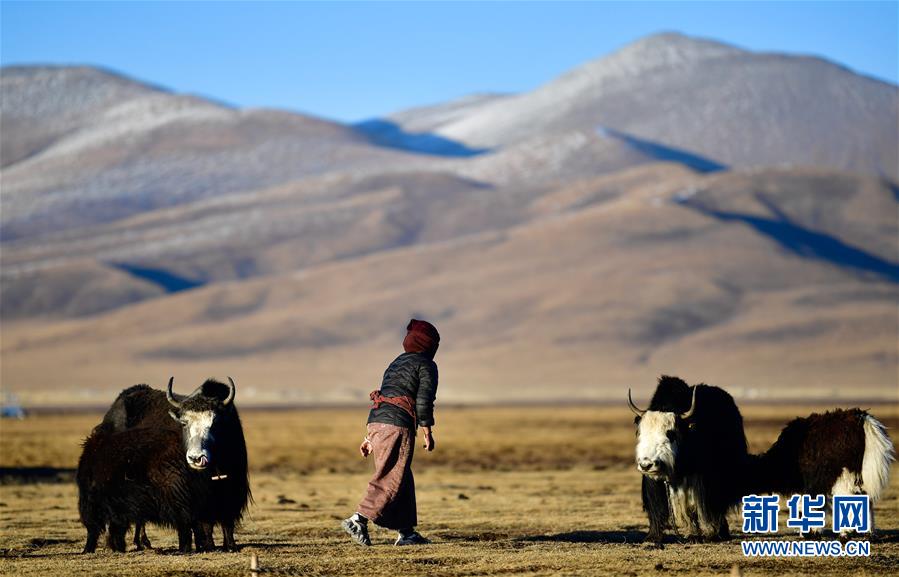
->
0, 467, 76, 484
873, 529, 899, 544
140, 547, 239, 556
438, 528, 684, 546
4, 549, 83, 559
16, 539, 307, 558
520, 530, 649, 544
439, 531, 512, 543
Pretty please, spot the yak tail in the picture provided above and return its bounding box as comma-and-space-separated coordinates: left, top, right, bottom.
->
861, 414, 895, 502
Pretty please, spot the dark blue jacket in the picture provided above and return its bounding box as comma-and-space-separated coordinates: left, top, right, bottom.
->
367, 352, 438, 429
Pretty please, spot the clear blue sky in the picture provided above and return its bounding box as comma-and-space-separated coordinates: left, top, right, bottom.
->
2, 1, 896, 122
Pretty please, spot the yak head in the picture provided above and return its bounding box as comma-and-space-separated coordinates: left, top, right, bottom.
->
165, 377, 236, 471
628, 386, 696, 481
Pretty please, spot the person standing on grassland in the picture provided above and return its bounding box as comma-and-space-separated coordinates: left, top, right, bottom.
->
341, 319, 440, 546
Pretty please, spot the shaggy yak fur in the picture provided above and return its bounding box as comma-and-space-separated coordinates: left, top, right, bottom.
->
632, 376, 750, 543
79, 378, 251, 553
77, 424, 209, 553
744, 408, 894, 533
632, 376, 895, 542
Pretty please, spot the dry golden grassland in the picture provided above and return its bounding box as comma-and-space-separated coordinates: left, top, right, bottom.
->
1, 404, 898, 576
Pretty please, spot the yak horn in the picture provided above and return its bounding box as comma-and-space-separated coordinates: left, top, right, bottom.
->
224, 377, 236, 406
627, 389, 646, 416
166, 377, 182, 408
681, 386, 698, 420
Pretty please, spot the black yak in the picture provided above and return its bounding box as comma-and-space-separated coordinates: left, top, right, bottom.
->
745, 408, 894, 534
79, 377, 250, 552
629, 375, 749, 542
161, 377, 250, 551
77, 424, 209, 553
630, 376, 895, 542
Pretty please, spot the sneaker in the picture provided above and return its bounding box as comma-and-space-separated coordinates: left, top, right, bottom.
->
395, 532, 431, 546
341, 517, 371, 546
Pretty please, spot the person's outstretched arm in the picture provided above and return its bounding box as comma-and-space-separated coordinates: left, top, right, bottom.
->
417, 360, 438, 451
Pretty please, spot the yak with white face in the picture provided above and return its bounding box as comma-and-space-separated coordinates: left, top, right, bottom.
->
631, 388, 695, 480
97, 377, 251, 552
630, 376, 749, 543
178, 410, 215, 470
166, 377, 236, 471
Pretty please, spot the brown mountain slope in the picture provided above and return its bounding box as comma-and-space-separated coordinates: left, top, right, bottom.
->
2, 159, 699, 319
0, 171, 505, 318
2, 167, 895, 406
2, 44, 897, 406
4, 66, 700, 322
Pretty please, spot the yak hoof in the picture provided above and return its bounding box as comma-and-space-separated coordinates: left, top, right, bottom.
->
685, 535, 704, 544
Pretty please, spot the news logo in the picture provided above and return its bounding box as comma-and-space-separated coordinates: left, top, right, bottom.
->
741, 495, 779, 534
833, 495, 870, 533
740, 494, 871, 557
786, 494, 826, 534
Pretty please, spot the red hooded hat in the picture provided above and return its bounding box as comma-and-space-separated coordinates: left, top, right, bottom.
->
403, 319, 440, 358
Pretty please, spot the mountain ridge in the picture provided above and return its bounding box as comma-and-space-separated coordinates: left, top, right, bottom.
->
1, 33, 896, 405
401, 32, 898, 178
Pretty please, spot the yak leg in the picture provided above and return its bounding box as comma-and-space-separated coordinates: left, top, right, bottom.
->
140, 524, 152, 549
133, 521, 152, 550
642, 477, 669, 543
221, 520, 237, 552
82, 526, 102, 554
667, 483, 701, 540
692, 481, 729, 542
177, 524, 193, 554
698, 510, 729, 542
694, 499, 727, 542
715, 519, 731, 541
79, 496, 103, 554
194, 522, 215, 552
106, 523, 127, 552
132, 522, 143, 550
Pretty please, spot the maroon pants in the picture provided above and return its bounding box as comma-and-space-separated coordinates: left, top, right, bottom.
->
357, 422, 417, 530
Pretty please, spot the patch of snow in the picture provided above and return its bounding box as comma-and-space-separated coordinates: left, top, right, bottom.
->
26, 94, 234, 160
674, 186, 700, 203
